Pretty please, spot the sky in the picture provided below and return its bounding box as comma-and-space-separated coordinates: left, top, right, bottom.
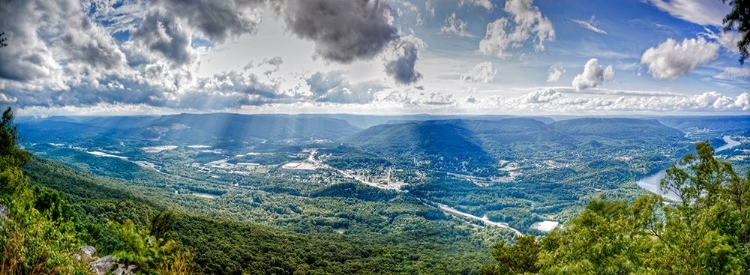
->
0, 0, 748, 116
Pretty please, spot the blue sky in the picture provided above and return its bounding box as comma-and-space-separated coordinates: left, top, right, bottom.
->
0, 0, 747, 116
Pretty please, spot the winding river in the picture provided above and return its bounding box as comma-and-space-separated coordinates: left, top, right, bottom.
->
636, 135, 741, 201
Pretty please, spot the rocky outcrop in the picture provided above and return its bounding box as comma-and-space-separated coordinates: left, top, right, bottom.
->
89, 255, 116, 275
79, 246, 136, 275
0, 203, 8, 219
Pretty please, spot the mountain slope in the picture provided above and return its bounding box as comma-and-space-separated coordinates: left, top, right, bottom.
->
345, 120, 497, 175
24, 157, 494, 274
551, 118, 684, 140
343, 117, 689, 176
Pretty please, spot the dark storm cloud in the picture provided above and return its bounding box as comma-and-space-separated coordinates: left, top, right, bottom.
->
385, 38, 423, 85
282, 0, 398, 63
0, 0, 127, 83
132, 10, 195, 66
149, 0, 266, 42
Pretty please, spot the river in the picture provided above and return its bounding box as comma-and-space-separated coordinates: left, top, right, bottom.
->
636, 135, 741, 201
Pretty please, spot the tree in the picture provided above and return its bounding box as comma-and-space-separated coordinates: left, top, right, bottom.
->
0, 107, 30, 170
0, 108, 88, 274
723, 0, 750, 63
480, 235, 541, 275
0, 32, 6, 48
482, 142, 750, 274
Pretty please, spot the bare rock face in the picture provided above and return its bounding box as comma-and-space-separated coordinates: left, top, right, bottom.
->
90, 255, 116, 275
79, 245, 97, 260
111, 264, 136, 275
88, 255, 136, 275
0, 204, 8, 219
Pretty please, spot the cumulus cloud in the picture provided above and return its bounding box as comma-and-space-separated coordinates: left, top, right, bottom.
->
547, 65, 565, 82
572, 59, 615, 91
0, 0, 413, 111
460, 62, 497, 83
282, 0, 397, 63
479, 0, 555, 58
572, 17, 607, 34
460, 0, 493, 11
384, 36, 426, 85
640, 37, 719, 80
379, 90, 456, 106
440, 13, 471, 37
0, 0, 128, 90
523, 88, 563, 103
646, 0, 731, 26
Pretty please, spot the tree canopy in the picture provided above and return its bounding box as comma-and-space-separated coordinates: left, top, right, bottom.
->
724, 0, 750, 63
483, 142, 750, 274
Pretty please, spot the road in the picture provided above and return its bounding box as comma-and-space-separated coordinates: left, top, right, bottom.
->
436, 203, 524, 236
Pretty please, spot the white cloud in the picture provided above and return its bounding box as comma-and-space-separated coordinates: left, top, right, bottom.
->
646, 0, 731, 26
572, 59, 614, 91
440, 13, 472, 37
459, 0, 493, 11
460, 62, 497, 83
378, 90, 456, 106
572, 17, 607, 34
476, 90, 750, 113
701, 27, 742, 53
425, 1, 436, 17
523, 88, 563, 103
714, 67, 750, 80
479, 0, 555, 58
547, 65, 565, 82
640, 37, 719, 80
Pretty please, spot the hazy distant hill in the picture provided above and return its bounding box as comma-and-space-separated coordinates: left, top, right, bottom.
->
552, 118, 684, 140
18, 113, 361, 146
295, 114, 554, 128
657, 116, 750, 134
345, 120, 497, 175
344, 117, 688, 176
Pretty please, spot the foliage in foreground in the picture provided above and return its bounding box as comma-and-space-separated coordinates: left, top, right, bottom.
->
482, 142, 750, 274
0, 107, 190, 274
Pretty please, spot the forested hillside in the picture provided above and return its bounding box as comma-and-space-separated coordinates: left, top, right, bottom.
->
7, 109, 499, 274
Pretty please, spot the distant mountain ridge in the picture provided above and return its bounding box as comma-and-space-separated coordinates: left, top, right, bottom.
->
18, 113, 361, 146
344, 117, 687, 176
